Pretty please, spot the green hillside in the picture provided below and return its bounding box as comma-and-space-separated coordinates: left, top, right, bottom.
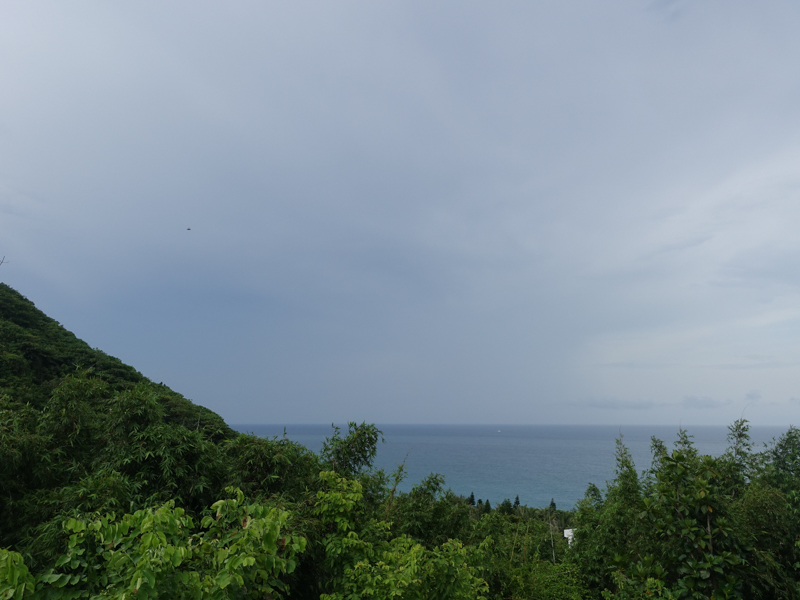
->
0, 283, 232, 435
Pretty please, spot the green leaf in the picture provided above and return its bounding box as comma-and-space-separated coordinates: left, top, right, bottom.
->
54, 555, 70, 568
143, 569, 155, 589
216, 572, 232, 589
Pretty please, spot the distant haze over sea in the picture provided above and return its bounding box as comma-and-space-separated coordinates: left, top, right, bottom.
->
232, 424, 788, 510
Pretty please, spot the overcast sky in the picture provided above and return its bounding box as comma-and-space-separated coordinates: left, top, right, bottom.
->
2, 1, 800, 426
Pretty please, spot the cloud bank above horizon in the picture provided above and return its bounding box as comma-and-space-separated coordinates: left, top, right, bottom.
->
2, 1, 800, 425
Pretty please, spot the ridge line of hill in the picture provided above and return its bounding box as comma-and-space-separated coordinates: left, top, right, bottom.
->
0, 282, 233, 437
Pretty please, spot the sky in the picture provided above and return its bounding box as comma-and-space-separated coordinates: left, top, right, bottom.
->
2, 1, 800, 426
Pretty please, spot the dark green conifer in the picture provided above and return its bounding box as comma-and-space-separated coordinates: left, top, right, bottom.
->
498, 498, 513, 515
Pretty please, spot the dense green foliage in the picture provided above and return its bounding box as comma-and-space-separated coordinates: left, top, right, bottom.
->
3, 283, 800, 599
573, 422, 800, 599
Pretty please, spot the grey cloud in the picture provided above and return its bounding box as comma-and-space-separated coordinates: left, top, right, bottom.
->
593, 361, 676, 369
2, 1, 800, 424
640, 235, 715, 262
745, 391, 762, 403
700, 361, 800, 370
648, 0, 691, 18
682, 396, 730, 410
585, 398, 673, 411
0, 184, 46, 219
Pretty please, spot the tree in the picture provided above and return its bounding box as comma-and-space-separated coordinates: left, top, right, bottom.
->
319, 422, 384, 475
498, 498, 514, 515
468, 491, 476, 506
572, 437, 647, 598
314, 471, 488, 600
633, 450, 746, 598
513, 495, 520, 509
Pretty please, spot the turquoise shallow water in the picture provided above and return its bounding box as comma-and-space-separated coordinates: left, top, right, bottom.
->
231, 424, 788, 510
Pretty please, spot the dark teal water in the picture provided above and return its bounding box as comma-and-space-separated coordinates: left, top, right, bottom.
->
231, 424, 787, 510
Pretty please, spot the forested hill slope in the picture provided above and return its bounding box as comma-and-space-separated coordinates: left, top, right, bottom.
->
0, 282, 232, 436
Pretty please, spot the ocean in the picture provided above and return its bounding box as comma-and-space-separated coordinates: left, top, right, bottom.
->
230, 424, 788, 510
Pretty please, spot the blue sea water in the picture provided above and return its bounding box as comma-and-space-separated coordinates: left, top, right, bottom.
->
230, 424, 788, 510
